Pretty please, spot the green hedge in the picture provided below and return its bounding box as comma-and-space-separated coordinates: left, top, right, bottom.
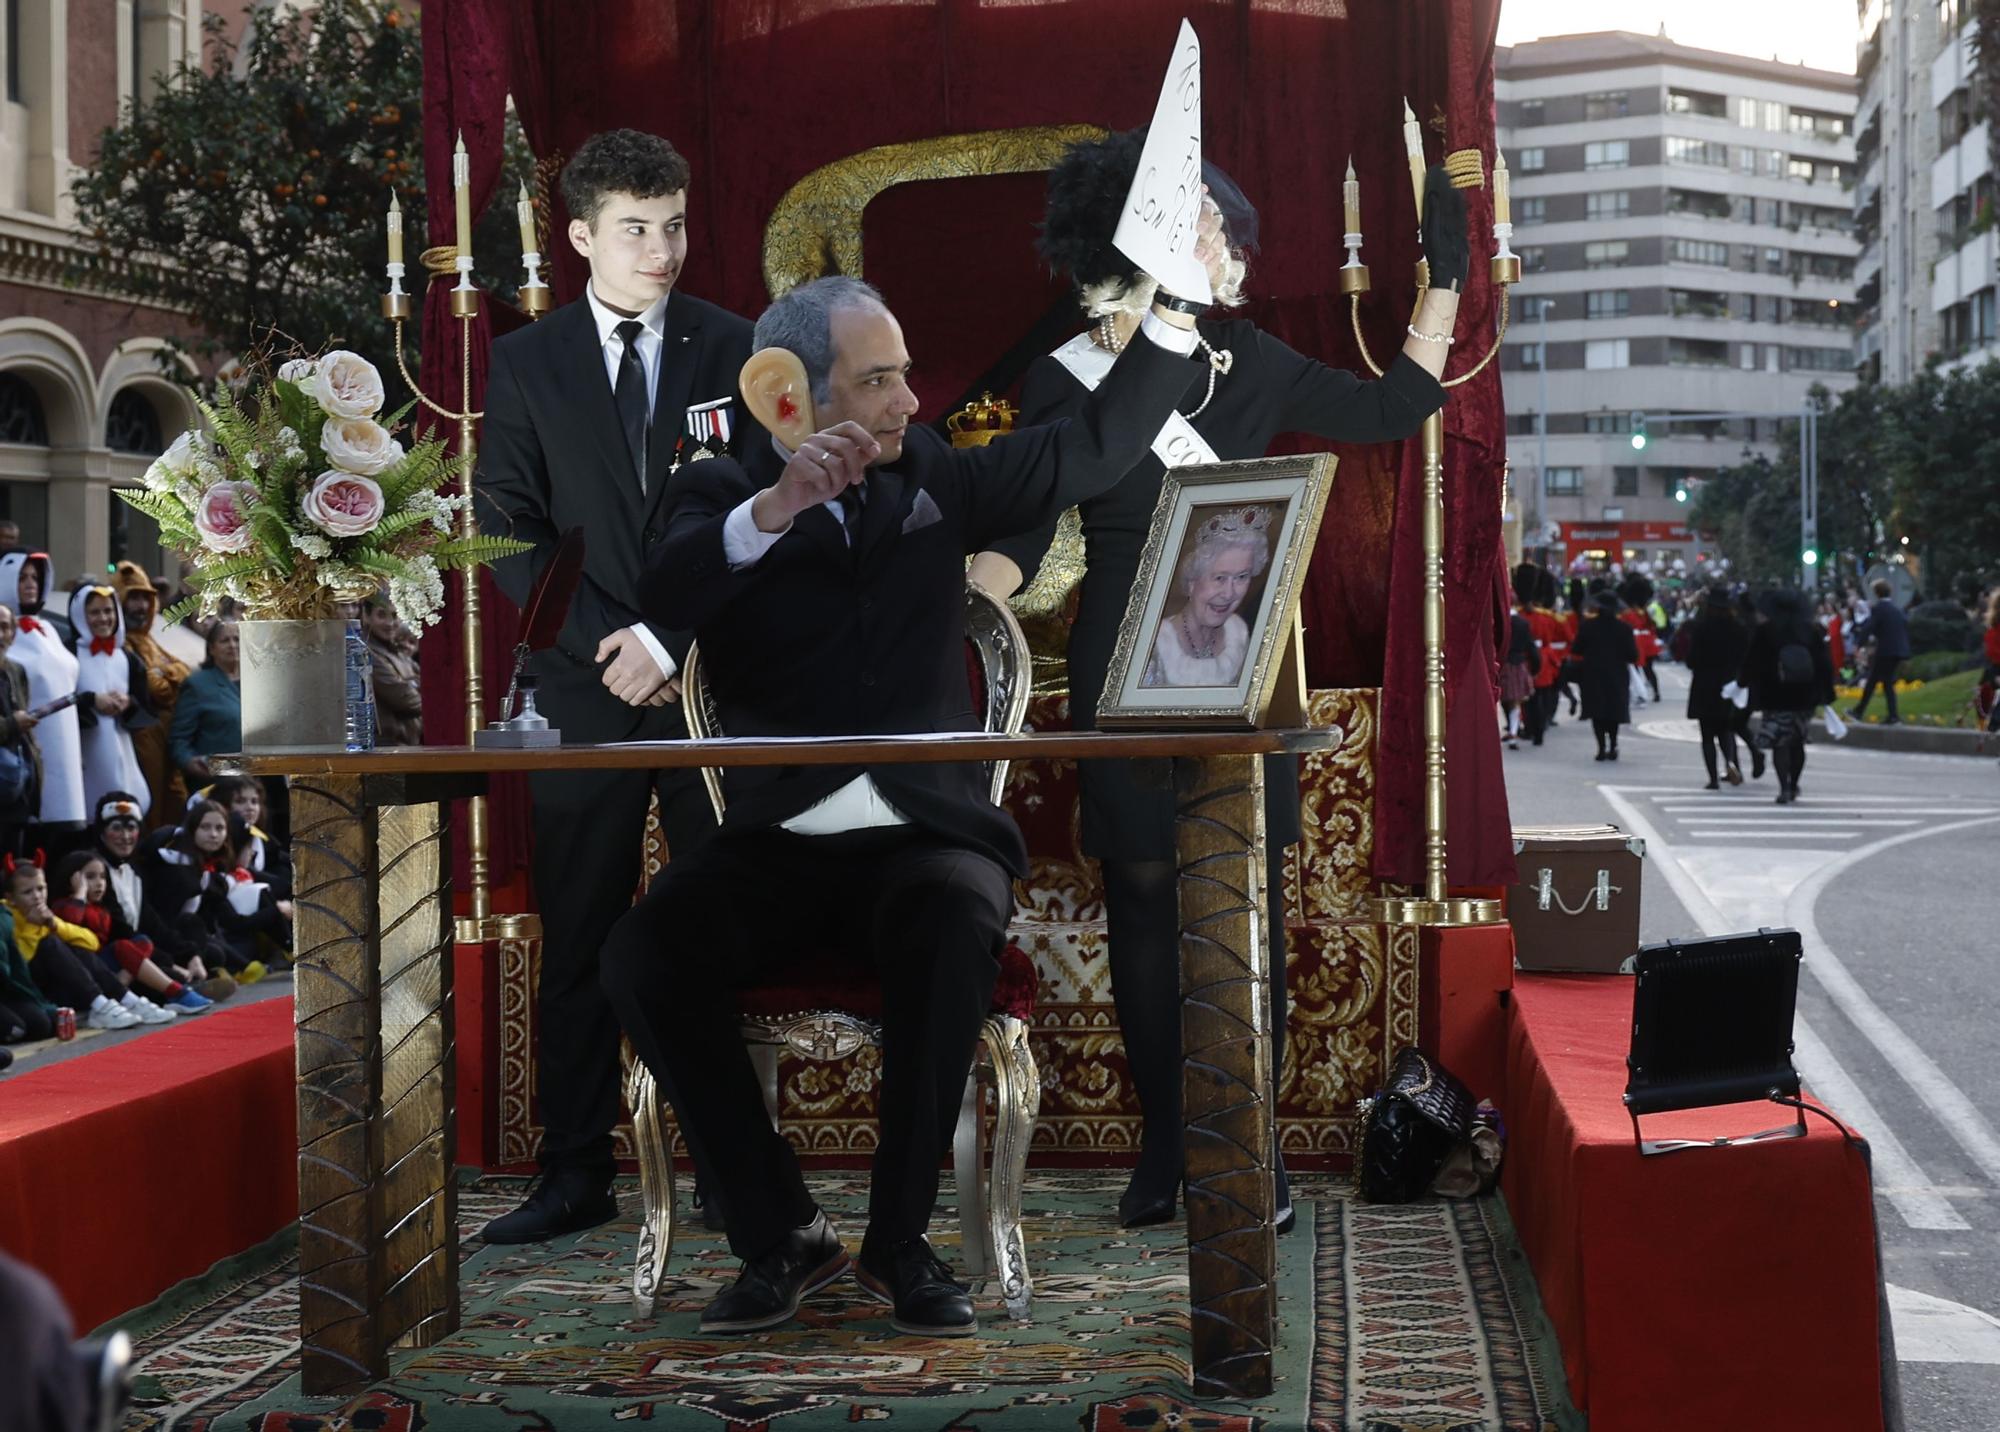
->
1902, 649, 1984, 681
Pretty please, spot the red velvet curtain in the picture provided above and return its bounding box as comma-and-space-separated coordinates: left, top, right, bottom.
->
420, 0, 1512, 891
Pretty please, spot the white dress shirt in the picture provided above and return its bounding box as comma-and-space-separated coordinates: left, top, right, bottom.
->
585, 281, 677, 682
715, 312, 1199, 834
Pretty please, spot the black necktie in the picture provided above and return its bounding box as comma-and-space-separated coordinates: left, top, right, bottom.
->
613, 319, 650, 494
837, 482, 865, 545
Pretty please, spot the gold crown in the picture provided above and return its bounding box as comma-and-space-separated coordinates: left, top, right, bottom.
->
947, 392, 1016, 449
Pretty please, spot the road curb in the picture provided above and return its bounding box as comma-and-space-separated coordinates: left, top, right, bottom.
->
1816, 718, 1992, 757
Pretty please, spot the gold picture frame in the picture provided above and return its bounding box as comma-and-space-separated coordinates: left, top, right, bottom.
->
1097, 454, 1334, 730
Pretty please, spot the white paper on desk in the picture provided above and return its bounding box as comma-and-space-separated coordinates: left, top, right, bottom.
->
1112, 19, 1210, 306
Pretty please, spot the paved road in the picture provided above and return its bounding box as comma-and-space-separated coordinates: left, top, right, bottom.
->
1504, 664, 2000, 1431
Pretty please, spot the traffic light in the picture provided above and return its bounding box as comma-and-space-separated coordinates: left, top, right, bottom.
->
1674, 483, 1688, 504
1802, 547, 1819, 567
1630, 412, 1648, 450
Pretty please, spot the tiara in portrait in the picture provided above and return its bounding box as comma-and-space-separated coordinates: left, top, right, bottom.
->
1197, 506, 1273, 543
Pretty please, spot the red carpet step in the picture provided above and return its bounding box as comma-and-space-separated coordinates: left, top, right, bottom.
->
0, 996, 297, 1330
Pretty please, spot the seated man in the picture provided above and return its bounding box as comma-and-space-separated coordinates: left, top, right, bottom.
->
603, 274, 1203, 1338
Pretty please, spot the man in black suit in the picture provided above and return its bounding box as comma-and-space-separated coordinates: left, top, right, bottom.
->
476, 130, 758, 1243
601, 274, 1204, 1337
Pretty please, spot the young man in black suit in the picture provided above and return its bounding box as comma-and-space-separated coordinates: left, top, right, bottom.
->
601, 275, 1205, 1338
476, 130, 757, 1244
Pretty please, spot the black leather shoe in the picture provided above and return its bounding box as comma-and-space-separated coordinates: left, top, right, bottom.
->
854, 1236, 975, 1337
700, 1209, 849, 1334
480, 1169, 617, 1245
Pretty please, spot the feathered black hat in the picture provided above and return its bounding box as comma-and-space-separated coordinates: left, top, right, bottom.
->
1039, 127, 1260, 292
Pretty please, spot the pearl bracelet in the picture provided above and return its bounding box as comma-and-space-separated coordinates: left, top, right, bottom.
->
1407, 324, 1455, 346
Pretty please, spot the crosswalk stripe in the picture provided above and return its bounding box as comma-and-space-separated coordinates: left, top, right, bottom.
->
1663, 817, 1922, 827
1653, 806, 1995, 816
1681, 829, 1862, 839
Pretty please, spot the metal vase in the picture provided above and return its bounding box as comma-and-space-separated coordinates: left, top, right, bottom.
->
239, 618, 349, 753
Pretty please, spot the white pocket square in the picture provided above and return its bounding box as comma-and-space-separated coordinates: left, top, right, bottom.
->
901, 489, 945, 534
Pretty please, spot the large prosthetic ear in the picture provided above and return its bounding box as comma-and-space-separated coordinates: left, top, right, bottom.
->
739, 349, 817, 451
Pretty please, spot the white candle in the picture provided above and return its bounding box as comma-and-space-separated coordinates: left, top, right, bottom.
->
453, 133, 471, 257
387, 191, 403, 267
1493, 149, 1511, 227
516, 181, 535, 256
1402, 98, 1426, 220
1344, 157, 1360, 235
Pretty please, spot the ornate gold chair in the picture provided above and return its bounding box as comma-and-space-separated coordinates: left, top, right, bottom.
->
623, 582, 1042, 1320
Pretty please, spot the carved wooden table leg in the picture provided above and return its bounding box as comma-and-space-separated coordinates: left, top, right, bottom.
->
1174, 753, 1277, 1400
292, 775, 459, 1394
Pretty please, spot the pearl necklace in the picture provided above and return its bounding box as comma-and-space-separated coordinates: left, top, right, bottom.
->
1093, 316, 1126, 353
1090, 315, 1232, 420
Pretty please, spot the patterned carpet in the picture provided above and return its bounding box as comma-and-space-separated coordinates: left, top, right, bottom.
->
113, 1173, 1578, 1432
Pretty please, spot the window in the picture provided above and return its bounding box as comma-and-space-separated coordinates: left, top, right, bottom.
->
1519, 246, 1547, 273
1790, 345, 1856, 371
1585, 140, 1630, 169
105, 390, 162, 455
1762, 149, 1783, 178
1584, 240, 1630, 268
1789, 107, 1850, 138
1613, 467, 1640, 496
1516, 342, 1542, 366
1546, 467, 1583, 495
1765, 246, 1785, 274
1586, 290, 1630, 319
1737, 145, 1758, 174
1585, 412, 1632, 434
1788, 157, 1817, 182
1671, 238, 1731, 266
1667, 188, 1731, 220
1736, 97, 1758, 128
1940, 0, 1961, 31
1518, 147, 1546, 172
1517, 196, 1547, 225
1668, 88, 1728, 118
1585, 91, 1631, 121
1586, 190, 1631, 220
0, 374, 48, 446
1519, 98, 1546, 127
1667, 136, 1729, 167
1669, 337, 1732, 367
1670, 288, 1729, 319
5, 0, 18, 105
1761, 100, 1786, 132
1584, 339, 1630, 369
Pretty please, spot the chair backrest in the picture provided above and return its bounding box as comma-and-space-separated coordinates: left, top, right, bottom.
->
682, 580, 1033, 820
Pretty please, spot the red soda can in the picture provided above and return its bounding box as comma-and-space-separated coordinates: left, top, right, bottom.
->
54, 1006, 76, 1041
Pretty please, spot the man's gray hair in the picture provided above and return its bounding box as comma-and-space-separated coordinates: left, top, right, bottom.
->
753, 277, 890, 403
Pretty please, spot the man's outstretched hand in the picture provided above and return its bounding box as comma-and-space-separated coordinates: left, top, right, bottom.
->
597, 628, 673, 706
750, 421, 880, 534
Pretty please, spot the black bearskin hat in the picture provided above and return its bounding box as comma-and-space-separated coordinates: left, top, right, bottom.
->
1512, 562, 1541, 606
1040, 127, 1260, 293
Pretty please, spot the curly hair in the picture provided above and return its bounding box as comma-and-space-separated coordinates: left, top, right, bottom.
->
1040, 127, 1257, 317
561, 129, 692, 228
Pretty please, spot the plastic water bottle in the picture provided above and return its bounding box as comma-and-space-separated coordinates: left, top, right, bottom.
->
344, 620, 376, 752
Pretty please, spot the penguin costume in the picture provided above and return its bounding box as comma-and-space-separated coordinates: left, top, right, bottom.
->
69, 582, 155, 818
0, 551, 83, 829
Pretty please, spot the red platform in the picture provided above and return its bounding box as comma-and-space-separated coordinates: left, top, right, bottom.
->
0, 998, 298, 1330
1503, 973, 1890, 1432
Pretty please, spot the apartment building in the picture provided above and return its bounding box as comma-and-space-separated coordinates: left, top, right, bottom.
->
1496, 31, 1859, 573
0, 0, 241, 581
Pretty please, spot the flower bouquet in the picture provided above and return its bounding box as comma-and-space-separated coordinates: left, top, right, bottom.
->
121, 349, 529, 751
122, 349, 526, 627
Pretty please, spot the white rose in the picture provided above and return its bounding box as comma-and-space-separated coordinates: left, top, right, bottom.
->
320, 416, 405, 476
278, 359, 315, 385
303, 349, 386, 419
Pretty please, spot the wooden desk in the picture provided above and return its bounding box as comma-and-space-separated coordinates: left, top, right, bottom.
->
230, 728, 1338, 1400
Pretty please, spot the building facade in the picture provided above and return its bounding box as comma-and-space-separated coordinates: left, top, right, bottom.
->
0, 0, 248, 586
1496, 31, 1859, 575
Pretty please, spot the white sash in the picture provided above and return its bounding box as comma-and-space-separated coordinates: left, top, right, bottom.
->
1051, 334, 1220, 470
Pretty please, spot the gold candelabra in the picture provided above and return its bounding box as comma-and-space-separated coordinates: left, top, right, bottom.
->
1350, 103, 1515, 929
382, 136, 551, 944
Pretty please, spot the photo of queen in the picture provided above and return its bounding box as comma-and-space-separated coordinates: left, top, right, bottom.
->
1141, 504, 1274, 688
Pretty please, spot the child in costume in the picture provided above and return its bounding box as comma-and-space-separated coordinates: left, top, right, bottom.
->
0, 553, 83, 838
140, 800, 278, 983
70, 583, 155, 820
90, 791, 231, 1001
51, 849, 210, 1015
2, 856, 165, 1030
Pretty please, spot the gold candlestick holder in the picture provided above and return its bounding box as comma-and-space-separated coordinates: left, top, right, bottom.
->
385, 243, 548, 944
1350, 133, 1514, 930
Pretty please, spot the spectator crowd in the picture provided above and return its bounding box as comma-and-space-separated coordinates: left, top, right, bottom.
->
0, 543, 423, 1064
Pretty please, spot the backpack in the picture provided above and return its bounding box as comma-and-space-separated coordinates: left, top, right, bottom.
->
1777, 641, 1814, 686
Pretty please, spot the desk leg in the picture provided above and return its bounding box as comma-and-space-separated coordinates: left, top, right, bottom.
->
292, 776, 460, 1394
1175, 753, 1277, 1400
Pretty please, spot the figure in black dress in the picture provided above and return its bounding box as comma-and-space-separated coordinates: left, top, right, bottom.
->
970, 128, 1466, 1229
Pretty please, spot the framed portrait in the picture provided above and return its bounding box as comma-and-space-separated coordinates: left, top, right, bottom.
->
1097, 454, 1335, 729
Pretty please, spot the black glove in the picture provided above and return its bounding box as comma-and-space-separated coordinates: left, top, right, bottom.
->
1421, 163, 1469, 291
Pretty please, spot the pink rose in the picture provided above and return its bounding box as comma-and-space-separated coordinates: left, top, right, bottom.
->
301, 470, 385, 538
193, 481, 258, 553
